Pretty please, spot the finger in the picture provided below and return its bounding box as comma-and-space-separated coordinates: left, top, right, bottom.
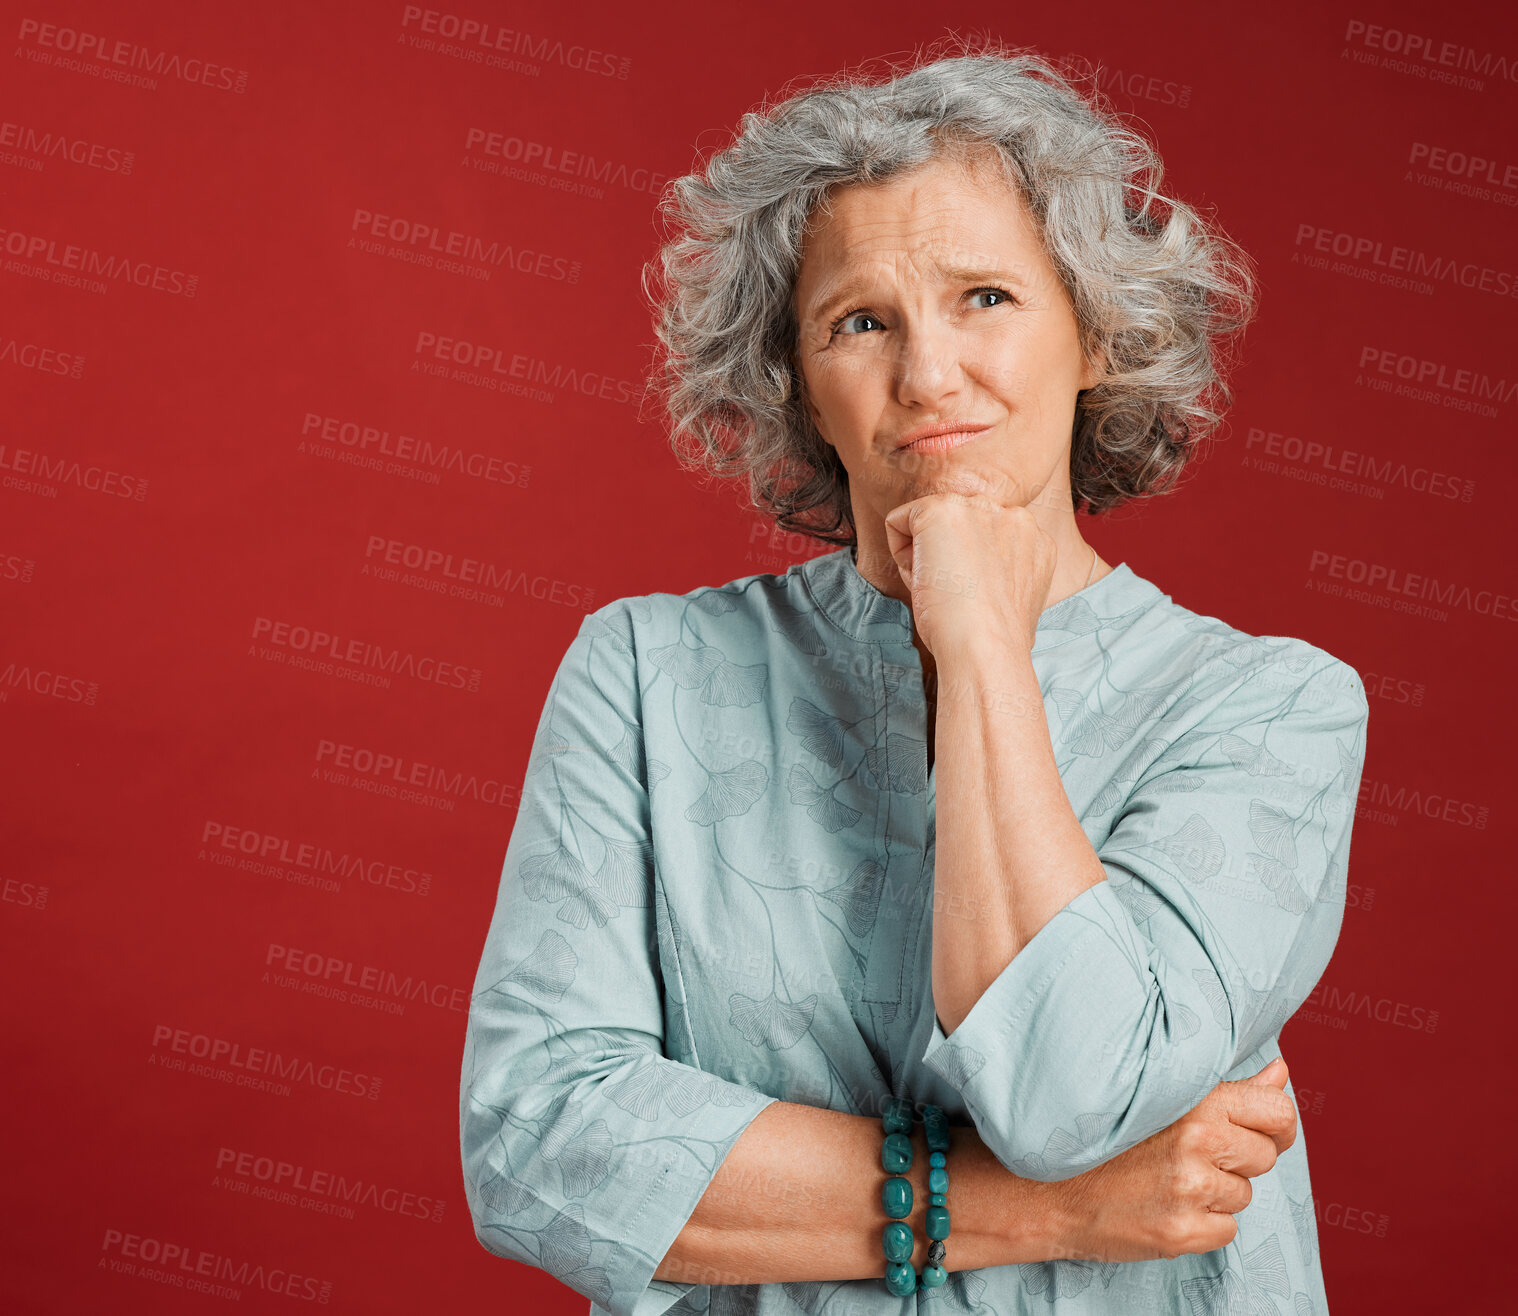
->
1221, 1083, 1297, 1154
882, 501, 914, 544
1247, 1056, 1288, 1087
1202, 1168, 1253, 1216
1178, 1207, 1238, 1256
1209, 1126, 1278, 1179
882, 506, 917, 566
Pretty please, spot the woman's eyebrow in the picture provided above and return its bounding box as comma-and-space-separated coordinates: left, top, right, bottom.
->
806, 261, 1028, 319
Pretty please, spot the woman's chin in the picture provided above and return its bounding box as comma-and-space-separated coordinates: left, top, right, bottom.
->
899, 463, 1028, 504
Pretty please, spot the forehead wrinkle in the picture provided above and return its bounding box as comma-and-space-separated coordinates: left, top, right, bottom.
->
804, 249, 1025, 320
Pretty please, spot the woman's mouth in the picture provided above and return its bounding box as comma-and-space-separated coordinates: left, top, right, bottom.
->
900, 428, 989, 454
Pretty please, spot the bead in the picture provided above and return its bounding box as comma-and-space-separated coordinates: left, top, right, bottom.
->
882, 1098, 914, 1136
929, 1166, 948, 1194
882, 1221, 913, 1264
930, 1193, 945, 1206
881, 1131, 913, 1174
926, 1205, 950, 1240
923, 1105, 950, 1154
881, 1176, 913, 1219
929, 1151, 946, 1168
921, 1263, 947, 1288
927, 1239, 946, 1266
884, 1261, 917, 1296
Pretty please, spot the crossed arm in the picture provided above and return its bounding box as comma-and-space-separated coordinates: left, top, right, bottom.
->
655, 1068, 1296, 1286
918, 637, 1367, 1180
461, 607, 1365, 1315
654, 1100, 1054, 1285
656, 639, 1353, 1288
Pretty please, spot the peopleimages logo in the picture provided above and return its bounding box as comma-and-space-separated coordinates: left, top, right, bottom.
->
398, 7, 632, 79
0, 442, 149, 499
300, 411, 531, 489
14, 20, 251, 93
100, 1228, 332, 1302
412, 328, 642, 404
1303, 983, 1440, 1034
1407, 142, 1518, 192
214, 1147, 447, 1224
1243, 425, 1476, 502
461, 128, 664, 196
149, 1024, 383, 1100
199, 818, 435, 896
250, 615, 485, 693
0, 225, 199, 296
362, 533, 596, 610
1342, 19, 1518, 87
1293, 223, 1518, 300
264, 942, 470, 1014
312, 736, 522, 812
1359, 346, 1518, 407
1307, 550, 1518, 622
0, 118, 135, 175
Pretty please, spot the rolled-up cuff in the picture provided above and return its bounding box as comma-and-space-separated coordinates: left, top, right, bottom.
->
919, 881, 1155, 1177
603, 1089, 780, 1316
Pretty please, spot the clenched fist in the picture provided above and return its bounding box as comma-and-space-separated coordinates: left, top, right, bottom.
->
1045, 1056, 1300, 1263
882, 482, 1058, 658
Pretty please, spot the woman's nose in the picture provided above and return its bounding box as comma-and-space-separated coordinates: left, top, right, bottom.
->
893, 324, 966, 407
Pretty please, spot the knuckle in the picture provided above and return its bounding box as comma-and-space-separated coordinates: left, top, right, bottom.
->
1201, 1082, 1233, 1113
1178, 1220, 1218, 1256
1158, 1217, 1194, 1257
1174, 1121, 1208, 1156
1174, 1164, 1209, 1202
1212, 1131, 1243, 1170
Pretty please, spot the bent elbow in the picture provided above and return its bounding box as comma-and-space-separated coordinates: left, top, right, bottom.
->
461, 1152, 538, 1270
995, 992, 1235, 1182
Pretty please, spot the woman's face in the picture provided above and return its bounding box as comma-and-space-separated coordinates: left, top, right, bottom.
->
792, 149, 1100, 527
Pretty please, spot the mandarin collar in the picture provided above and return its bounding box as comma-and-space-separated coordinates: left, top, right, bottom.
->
796, 546, 1153, 649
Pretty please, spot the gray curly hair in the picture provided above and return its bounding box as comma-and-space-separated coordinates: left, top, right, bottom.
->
639, 35, 1258, 546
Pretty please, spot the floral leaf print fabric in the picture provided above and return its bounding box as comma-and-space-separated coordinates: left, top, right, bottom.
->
462, 549, 1368, 1314
919, 654, 1369, 1182
461, 614, 778, 1316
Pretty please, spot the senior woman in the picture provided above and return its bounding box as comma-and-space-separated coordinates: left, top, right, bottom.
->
460, 46, 1368, 1316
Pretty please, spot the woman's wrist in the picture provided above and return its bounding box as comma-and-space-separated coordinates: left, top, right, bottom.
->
932, 636, 1044, 721
930, 1126, 1075, 1268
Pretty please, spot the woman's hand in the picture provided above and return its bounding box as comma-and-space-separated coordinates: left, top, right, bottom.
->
1038, 1056, 1299, 1263
882, 483, 1056, 658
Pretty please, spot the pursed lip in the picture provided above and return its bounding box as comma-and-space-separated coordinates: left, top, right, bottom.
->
893, 420, 993, 452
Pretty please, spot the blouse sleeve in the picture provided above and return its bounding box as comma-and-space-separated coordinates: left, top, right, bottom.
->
459, 607, 777, 1316
919, 651, 1369, 1181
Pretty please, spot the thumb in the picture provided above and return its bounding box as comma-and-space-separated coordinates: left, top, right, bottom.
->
882, 498, 914, 536
1247, 1056, 1288, 1088
882, 504, 917, 574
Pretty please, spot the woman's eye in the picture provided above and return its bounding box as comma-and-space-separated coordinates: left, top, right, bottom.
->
831, 310, 880, 336
828, 288, 1014, 337
968, 287, 1014, 309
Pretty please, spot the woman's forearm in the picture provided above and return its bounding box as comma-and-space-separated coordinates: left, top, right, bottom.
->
931, 638, 1107, 1035
654, 1098, 1066, 1287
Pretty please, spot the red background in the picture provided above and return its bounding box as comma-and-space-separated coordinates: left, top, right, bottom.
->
3, 2, 1513, 1311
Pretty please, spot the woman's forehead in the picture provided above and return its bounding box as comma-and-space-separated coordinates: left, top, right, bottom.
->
795, 181, 1046, 313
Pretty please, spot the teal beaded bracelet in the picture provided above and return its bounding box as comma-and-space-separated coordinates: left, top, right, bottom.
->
879, 1098, 951, 1294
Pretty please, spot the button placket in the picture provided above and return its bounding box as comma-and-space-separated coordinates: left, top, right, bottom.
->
862, 640, 934, 1028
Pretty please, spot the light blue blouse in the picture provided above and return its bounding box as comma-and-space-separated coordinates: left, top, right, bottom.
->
459, 546, 1369, 1315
